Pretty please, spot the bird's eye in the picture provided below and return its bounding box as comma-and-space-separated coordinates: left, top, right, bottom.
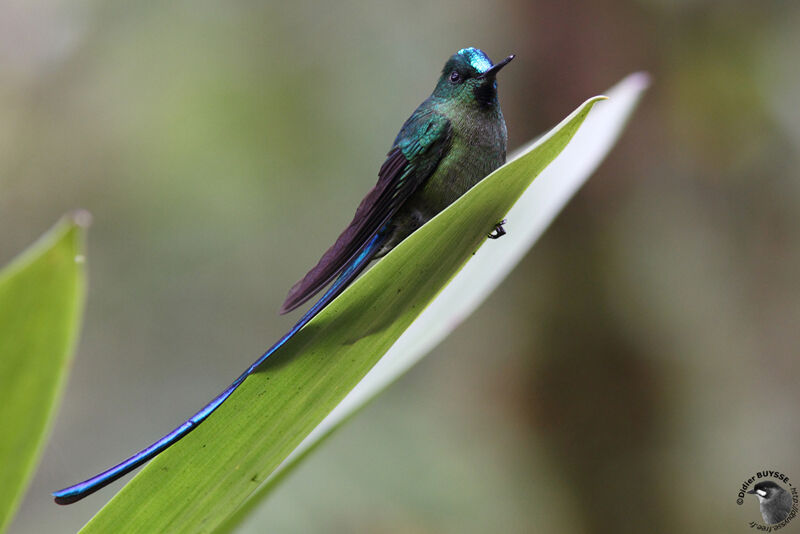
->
449, 71, 461, 83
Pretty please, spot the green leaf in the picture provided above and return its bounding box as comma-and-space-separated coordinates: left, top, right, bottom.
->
224, 71, 650, 534
0, 213, 89, 532
81, 76, 643, 534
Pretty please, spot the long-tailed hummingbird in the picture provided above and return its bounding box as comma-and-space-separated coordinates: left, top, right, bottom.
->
54, 47, 514, 504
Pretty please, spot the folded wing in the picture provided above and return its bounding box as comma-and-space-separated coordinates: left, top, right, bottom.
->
280, 109, 452, 314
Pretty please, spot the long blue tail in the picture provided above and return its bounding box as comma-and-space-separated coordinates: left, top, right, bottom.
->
53, 232, 387, 505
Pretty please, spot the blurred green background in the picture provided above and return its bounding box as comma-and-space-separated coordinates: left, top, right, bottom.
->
2, 0, 799, 532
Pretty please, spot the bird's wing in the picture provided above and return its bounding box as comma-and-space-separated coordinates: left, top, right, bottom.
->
280, 109, 452, 314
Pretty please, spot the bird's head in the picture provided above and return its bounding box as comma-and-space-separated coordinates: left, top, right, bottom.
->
432, 48, 514, 109
747, 481, 784, 502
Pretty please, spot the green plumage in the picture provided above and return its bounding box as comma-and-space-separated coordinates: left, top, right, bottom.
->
378, 78, 509, 254
283, 47, 513, 311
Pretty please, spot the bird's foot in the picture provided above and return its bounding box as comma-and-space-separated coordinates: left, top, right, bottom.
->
488, 219, 507, 239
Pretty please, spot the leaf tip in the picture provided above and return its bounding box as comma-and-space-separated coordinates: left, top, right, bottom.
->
627, 71, 652, 91
68, 209, 93, 229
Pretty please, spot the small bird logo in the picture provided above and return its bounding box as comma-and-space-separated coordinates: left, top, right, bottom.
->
747, 480, 793, 525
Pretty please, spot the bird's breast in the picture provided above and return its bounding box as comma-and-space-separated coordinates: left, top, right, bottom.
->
377, 107, 507, 256
425, 111, 507, 207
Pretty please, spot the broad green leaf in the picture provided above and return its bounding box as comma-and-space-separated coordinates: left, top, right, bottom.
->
0, 213, 89, 532
82, 79, 638, 533
225, 71, 650, 533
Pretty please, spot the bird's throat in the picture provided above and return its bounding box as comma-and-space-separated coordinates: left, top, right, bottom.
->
473, 81, 498, 108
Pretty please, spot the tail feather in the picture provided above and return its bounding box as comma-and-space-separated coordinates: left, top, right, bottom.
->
53, 231, 387, 505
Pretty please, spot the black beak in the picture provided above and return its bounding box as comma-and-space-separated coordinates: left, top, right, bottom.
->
478, 54, 515, 79
746, 489, 756, 494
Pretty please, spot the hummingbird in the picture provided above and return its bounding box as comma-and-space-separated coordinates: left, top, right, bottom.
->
53, 47, 514, 505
